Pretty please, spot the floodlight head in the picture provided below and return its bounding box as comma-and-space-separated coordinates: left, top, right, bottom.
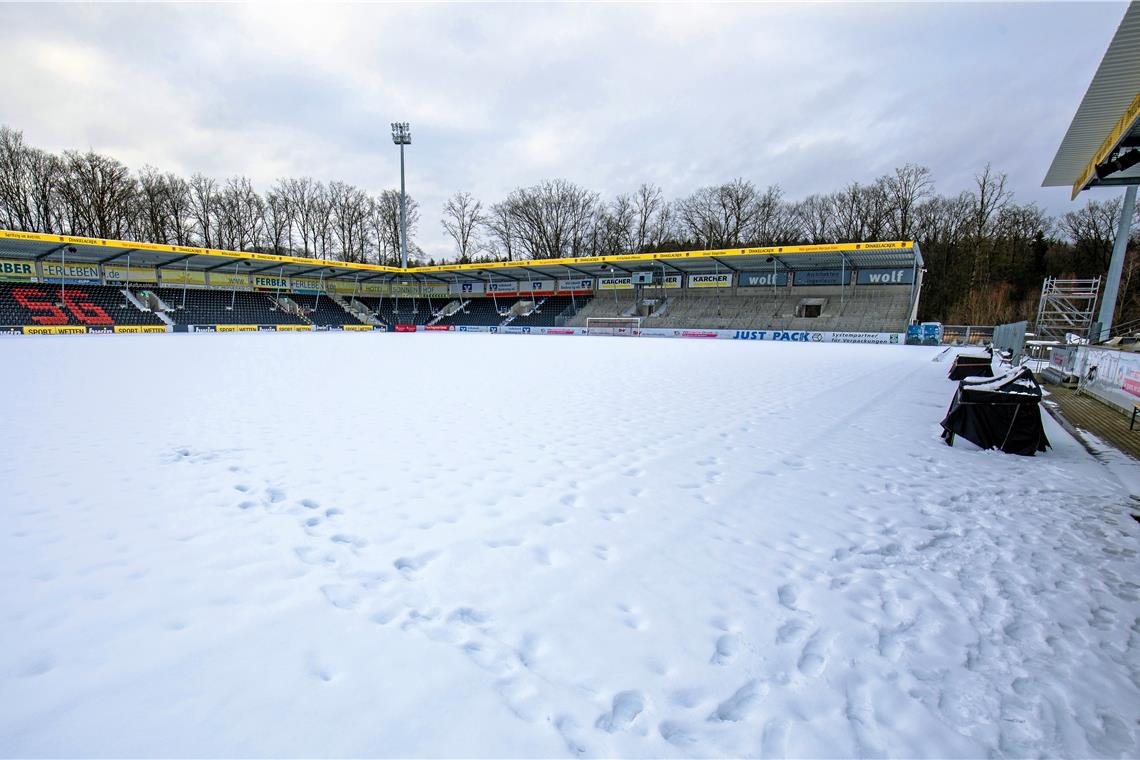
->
391, 122, 412, 145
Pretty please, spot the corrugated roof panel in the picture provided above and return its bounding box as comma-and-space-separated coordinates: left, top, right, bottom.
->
1043, 2, 1140, 193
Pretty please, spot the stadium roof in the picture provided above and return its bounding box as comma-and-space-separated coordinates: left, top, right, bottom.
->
0, 229, 921, 283
1043, 1, 1140, 198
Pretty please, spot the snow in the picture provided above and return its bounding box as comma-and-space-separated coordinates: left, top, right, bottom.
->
2, 332, 1139, 758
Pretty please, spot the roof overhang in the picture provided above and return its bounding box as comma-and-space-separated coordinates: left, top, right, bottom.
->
0, 229, 921, 282
1044, 2, 1140, 198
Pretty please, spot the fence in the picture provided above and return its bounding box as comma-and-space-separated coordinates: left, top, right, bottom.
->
992, 321, 1028, 363
940, 325, 995, 346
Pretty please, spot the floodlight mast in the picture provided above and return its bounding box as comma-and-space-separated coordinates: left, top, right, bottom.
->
390, 122, 411, 269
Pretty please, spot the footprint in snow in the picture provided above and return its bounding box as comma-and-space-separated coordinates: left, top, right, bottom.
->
596, 690, 645, 732
708, 680, 765, 722
448, 607, 490, 625
485, 537, 522, 548
393, 551, 438, 578
659, 720, 699, 747
295, 546, 336, 566
797, 630, 832, 677
320, 584, 359, 610
761, 718, 791, 757
330, 533, 368, 549
555, 715, 590, 756
776, 619, 809, 644
777, 583, 799, 610
711, 633, 741, 664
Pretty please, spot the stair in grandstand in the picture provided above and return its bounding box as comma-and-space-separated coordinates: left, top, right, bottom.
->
428, 299, 469, 326
0, 283, 167, 328
124, 289, 175, 326
286, 293, 367, 328
329, 293, 386, 327
121, 288, 174, 328
152, 288, 308, 326
499, 297, 546, 327
273, 295, 314, 325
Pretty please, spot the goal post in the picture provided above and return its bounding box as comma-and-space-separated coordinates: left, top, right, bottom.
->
587, 317, 642, 337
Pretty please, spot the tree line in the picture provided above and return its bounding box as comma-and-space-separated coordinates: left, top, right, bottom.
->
1, 124, 1137, 325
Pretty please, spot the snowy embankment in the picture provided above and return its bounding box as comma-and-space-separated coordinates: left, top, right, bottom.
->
1, 333, 1137, 758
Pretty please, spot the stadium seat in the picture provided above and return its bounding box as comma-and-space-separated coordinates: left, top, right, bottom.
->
285, 294, 365, 327
0, 283, 167, 327
154, 288, 308, 326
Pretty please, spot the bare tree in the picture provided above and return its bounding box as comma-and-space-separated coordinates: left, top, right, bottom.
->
749, 184, 798, 245
263, 188, 291, 255
441, 191, 486, 263
329, 181, 370, 262
164, 173, 194, 246
57, 150, 138, 239
217, 176, 265, 252
631, 183, 665, 251
794, 194, 833, 244
0, 126, 33, 231
189, 173, 219, 248
1061, 197, 1125, 270
969, 163, 1012, 288
676, 179, 762, 249
502, 179, 599, 259
136, 166, 171, 243
884, 163, 933, 240
485, 201, 519, 262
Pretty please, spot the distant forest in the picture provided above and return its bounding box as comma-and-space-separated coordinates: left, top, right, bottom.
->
1, 124, 1136, 326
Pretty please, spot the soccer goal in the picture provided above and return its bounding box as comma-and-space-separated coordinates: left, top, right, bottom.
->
587, 317, 642, 337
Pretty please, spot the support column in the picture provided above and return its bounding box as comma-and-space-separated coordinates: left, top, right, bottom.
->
1098, 184, 1137, 341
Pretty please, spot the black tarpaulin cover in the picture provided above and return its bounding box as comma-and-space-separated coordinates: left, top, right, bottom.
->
948, 353, 995, 381
940, 367, 1050, 455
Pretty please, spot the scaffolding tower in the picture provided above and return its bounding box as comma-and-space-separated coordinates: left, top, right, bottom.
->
1034, 276, 1102, 341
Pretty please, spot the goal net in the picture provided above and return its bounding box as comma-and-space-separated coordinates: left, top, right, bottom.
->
587, 317, 642, 337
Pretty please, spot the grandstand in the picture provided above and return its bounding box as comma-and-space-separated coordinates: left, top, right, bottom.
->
0, 230, 921, 340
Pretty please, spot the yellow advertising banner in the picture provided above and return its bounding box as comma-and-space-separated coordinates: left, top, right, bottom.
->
597, 277, 634, 290
160, 269, 207, 285
250, 274, 289, 289
342, 324, 374, 332
275, 325, 313, 332
0, 258, 36, 279
103, 265, 158, 283
216, 324, 258, 332
390, 283, 421, 297
113, 325, 167, 333
360, 282, 391, 296
210, 272, 252, 288
24, 325, 86, 335
688, 273, 733, 288
41, 261, 100, 280
291, 278, 323, 291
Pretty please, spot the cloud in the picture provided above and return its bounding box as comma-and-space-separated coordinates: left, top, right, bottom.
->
0, 2, 1129, 259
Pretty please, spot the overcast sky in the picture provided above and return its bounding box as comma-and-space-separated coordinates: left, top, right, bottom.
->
0, 1, 1130, 259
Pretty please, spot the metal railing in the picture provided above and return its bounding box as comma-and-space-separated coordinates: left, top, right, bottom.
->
940, 325, 995, 346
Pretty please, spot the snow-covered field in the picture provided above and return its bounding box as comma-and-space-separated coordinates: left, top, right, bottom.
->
2, 333, 1138, 758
